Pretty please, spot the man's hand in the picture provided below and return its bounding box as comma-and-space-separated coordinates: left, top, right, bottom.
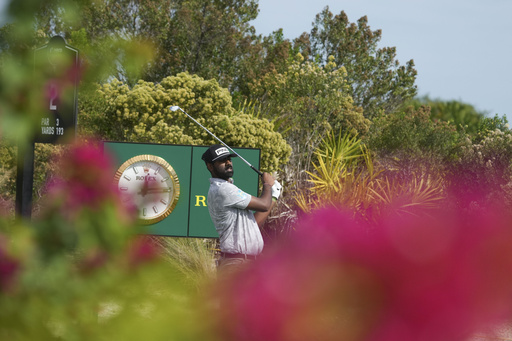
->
271, 180, 282, 200
261, 172, 275, 187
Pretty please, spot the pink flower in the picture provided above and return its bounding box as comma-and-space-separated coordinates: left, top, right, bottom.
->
45, 139, 132, 215
126, 237, 160, 269
215, 206, 512, 341
0, 236, 20, 294
36, 140, 137, 259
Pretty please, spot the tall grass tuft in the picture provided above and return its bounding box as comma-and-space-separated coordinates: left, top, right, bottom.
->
152, 237, 218, 291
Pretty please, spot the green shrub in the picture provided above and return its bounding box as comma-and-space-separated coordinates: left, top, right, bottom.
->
363, 106, 461, 174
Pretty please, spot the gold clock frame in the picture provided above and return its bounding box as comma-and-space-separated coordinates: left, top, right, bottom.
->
114, 154, 180, 225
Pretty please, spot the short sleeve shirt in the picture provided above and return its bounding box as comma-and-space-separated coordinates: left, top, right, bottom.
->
207, 178, 264, 256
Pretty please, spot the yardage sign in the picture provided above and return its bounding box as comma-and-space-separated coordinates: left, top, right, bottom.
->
33, 36, 79, 144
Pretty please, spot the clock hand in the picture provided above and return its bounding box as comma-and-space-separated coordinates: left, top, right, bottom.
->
142, 187, 171, 193
140, 178, 149, 197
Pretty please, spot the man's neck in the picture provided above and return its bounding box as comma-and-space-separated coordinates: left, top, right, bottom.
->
212, 177, 232, 183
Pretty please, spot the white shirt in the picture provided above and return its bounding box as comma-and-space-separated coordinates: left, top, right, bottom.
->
207, 178, 264, 256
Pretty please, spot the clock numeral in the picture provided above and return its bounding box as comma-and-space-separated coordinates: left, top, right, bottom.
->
153, 206, 159, 214
120, 187, 129, 191
160, 199, 168, 205
132, 166, 139, 174
123, 175, 131, 181
142, 208, 147, 217
154, 167, 161, 175
161, 177, 170, 183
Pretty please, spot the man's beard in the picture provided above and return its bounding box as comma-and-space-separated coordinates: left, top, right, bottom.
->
214, 164, 234, 180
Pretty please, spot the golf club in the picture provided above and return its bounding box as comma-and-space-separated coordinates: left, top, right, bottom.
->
169, 105, 263, 176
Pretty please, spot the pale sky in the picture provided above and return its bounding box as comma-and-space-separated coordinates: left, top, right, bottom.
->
1, 0, 511, 121
252, 0, 512, 121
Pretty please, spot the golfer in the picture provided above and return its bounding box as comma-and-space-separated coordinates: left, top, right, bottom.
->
202, 144, 282, 274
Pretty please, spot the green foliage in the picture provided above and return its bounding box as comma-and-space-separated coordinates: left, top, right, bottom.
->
52, 0, 260, 88
232, 29, 296, 100
363, 106, 461, 172
8, 1, 159, 86
0, 142, 63, 205
404, 96, 486, 135
309, 8, 417, 118
26, 0, 419, 121
0, 141, 16, 201
250, 53, 369, 182
473, 114, 510, 143
82, 72, 291, 172
299, 133, 368, 200
156, 0, 259, 86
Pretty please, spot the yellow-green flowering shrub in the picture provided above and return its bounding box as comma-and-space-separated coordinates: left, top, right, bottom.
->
82, 72, 290, 172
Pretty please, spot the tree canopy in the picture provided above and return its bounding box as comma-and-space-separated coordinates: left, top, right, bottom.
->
12, 1, 419, 114
309, 8, 417, 118
249, 53, 369, 180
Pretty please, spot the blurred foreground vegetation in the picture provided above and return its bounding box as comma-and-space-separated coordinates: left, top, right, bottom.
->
1, 0, 512, 340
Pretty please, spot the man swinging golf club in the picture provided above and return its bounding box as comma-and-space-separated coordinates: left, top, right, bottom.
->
202, 144, 282, 275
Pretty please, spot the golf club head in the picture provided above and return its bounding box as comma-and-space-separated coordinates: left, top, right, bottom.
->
169, 105, 181, 112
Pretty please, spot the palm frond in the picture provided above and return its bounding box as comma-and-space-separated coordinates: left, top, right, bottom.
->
295, 129, 446, 222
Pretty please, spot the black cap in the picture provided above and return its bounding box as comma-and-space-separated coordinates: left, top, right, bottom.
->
201, 144, 237, 163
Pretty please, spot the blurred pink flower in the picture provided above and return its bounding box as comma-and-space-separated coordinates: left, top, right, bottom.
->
215, 205, 512, 341
0, 236, 20, 293
35, 140, 137, 260
45, 139, 134, 218
126, 237, 160, 269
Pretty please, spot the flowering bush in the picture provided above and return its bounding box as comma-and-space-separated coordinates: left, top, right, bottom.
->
213, 200, 512, 341
0, 141, 214, 341
450, 129, 512, 207
82, 72, 291, 173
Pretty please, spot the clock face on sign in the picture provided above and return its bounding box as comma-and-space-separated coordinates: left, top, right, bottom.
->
114, 155, 180, 225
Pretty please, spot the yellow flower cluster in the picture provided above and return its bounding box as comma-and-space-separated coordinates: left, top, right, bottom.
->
92, 73, 291, 171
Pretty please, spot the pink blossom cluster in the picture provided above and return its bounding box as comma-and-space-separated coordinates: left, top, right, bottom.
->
37, 140, 157, 269
0, 236, 20, 293
215, 205, 512, 341
46, 140, 121, 212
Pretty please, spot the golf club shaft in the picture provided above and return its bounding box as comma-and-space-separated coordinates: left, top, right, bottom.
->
170, 106, 263, 176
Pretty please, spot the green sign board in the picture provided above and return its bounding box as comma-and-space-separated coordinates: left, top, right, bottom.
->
103, 141, 260, 238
